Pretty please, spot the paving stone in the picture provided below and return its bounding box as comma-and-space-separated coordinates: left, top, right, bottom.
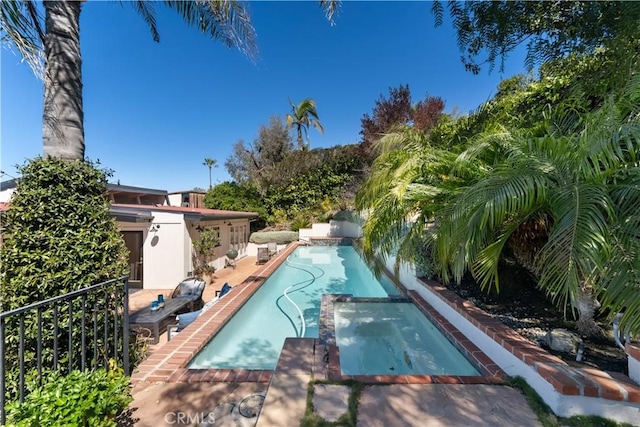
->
255, 373, 311, 427
313, 384, 351, 422
357, 384, 541, 427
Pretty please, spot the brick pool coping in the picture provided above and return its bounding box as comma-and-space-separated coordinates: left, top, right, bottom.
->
132, 242, 506, 387
417, 277, 640, 403
131, 242, 301, 385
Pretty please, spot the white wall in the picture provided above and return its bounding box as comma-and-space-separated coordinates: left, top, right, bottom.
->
0, 188, 15, 203
167, 193, 181, 206
143, 211, 189, 289
298, 220, 362, 241
629, 351, 640, 384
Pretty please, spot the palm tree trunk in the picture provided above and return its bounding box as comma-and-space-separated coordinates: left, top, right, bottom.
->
575, 285, 602, 337
43, 0, 84, 160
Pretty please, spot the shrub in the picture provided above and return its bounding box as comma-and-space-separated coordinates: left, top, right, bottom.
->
249, 231, 299, 244
290, 212, 312, 232
0, 157, 130, 400
6, 361, 132, 427
1, 157, 128, 309
191, 226, 220, 279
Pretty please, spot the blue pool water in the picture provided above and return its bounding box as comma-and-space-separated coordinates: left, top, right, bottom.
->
188, 246, 400, 369
334, 302, 480, 376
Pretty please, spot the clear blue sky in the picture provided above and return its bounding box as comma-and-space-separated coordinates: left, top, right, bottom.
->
2, 1, 528, 192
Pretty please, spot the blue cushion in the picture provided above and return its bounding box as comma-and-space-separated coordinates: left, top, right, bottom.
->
177, 310, 202, 329
218, 283, 232, 298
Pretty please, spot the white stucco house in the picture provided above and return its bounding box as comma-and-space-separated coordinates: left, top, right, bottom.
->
0, 180, 259, 290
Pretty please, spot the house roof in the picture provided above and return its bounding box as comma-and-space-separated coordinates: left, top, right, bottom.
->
107, 183, 168, 196
111, 204, 259, 222
0, 202, 258, 222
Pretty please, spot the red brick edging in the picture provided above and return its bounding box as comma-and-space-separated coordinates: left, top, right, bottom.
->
131, 243, 300, 384
417, 278, 640, 403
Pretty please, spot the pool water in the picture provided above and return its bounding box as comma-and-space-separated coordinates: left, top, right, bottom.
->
188, 246, 400, 369
335, 302, 480, 376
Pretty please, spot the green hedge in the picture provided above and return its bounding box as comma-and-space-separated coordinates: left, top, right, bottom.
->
249, 231, 299, 244
6, 363, 132, 427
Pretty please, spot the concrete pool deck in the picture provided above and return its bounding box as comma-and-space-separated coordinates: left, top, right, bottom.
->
128, 243, 543, 426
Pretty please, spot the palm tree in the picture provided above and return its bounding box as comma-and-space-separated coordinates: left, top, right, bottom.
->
2, 1, 340, 160
203, 157, 218, 189
355, 126, 460, 273
286, 98, 324, 150
2, 0, 257, 160
433, 85, 640, 336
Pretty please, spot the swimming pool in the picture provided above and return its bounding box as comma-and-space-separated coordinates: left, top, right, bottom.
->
188, 245, 400, 369
334, 301, 480, 376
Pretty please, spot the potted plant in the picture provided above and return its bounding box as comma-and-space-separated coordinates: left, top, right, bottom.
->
192, 226, 220, 286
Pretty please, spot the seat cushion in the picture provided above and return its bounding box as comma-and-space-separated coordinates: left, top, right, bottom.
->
177, 309, 202, 329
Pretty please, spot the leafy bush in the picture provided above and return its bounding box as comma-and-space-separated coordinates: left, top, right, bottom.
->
203, 182, 267, 230
1, 157, 128, 308
0, 157, 130, 400
191, 226, 220, 279
290, 212, 312, 232
6, 361, 132, 427
249, 231, 299, 244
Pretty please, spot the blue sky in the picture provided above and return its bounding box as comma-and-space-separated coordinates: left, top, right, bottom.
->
2, 1, 528, 192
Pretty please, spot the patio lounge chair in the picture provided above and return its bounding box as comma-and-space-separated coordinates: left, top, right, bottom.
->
167, 282, 232, 340
267, 241, 278, 257
170, 277, 206, 313
257, 247, 270, 264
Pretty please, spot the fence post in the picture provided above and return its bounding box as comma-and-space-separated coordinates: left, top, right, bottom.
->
123, 277, 130, 376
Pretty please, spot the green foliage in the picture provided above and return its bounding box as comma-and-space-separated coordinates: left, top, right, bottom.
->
6, 362, 132, 427
432, 1, 640, 74
249, 231, 298, 245
191, 226, 220, 278
204, 181, 268, 230
0, 158, 132, 401
264, 145, 363, 217
225, 116, 294, 184
290, 212, 312, 232
0, 157, 128, 309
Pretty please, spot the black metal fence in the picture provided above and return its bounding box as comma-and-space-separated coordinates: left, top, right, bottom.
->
0, 276, 130, 424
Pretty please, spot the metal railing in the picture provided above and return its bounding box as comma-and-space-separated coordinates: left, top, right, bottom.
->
0, 276, 130, 424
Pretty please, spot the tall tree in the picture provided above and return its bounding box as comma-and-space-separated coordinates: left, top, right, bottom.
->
432, 0, 640, 74
2, 1, 340, 159
286, 98, 324, 150
360, 85, 445, 159
225, 116, 293, 185
202, 157, 218, 189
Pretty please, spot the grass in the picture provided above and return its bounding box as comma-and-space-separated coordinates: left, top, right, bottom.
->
301, 379, 364, 427
507, 377, 634, 427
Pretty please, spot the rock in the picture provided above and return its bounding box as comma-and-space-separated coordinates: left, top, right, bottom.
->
542, 328, 583, 354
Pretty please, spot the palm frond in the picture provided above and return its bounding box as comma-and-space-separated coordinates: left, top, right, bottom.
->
130, 0, 159, 42
318, 0, 341, 25
1, 0, 44, 78
164, 0, 257, 60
